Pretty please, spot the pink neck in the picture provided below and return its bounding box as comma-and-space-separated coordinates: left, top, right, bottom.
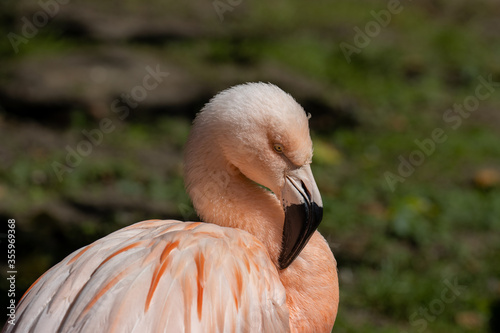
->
185, 149, 284, 267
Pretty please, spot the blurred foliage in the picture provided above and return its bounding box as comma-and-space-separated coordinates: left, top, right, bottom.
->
1, 0, 500, 332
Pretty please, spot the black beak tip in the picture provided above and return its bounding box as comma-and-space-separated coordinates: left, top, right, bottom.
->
278, 258, 289, 270
278, 202, 324, 270
312, 202, 323, 229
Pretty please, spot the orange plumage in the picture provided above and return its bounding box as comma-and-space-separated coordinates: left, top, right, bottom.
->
3, 83, 338, 333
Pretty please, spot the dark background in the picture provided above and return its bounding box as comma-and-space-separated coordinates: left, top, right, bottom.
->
1, 0, 500, 332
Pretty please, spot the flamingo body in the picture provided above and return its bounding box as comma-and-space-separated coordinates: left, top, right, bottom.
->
11, 220, 289, 332
4, 83, 339, 332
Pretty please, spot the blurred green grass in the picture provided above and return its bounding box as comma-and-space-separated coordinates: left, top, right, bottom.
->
1, 0, 500, 332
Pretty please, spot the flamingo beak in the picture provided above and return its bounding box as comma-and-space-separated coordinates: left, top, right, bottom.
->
278, 164, 323, 270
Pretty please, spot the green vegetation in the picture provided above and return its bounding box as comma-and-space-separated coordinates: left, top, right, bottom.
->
1, 0, 499, 331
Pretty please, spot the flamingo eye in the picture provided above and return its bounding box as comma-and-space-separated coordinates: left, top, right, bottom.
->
273, 144, 284, 153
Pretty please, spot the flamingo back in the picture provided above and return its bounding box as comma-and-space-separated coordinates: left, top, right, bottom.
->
5, 220, 290, 333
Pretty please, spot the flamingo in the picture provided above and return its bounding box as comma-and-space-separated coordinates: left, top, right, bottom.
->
3, 83, 339, 332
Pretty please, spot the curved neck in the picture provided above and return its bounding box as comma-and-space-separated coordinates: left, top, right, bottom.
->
184, 144, 284, 267
279, 232, 339, 331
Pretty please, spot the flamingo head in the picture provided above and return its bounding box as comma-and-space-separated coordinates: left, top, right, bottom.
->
188, 82, 323, 269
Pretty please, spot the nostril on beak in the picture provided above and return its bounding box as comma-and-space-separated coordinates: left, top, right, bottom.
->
301, 181, 312, 202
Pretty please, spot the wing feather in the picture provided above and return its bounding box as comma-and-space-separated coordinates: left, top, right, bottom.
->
3, 220, 290, 333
